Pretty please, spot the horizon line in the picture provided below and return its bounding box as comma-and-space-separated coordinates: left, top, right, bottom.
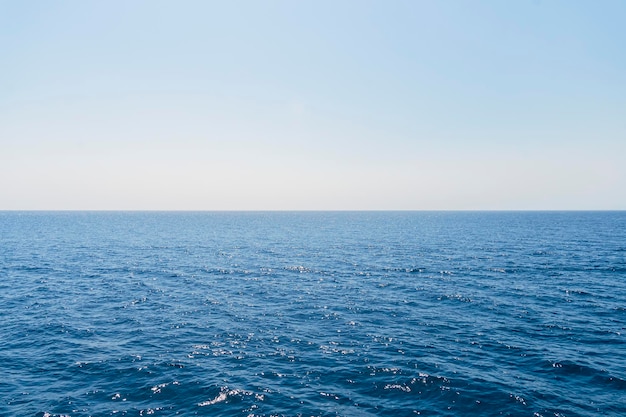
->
1, 209, 624, 213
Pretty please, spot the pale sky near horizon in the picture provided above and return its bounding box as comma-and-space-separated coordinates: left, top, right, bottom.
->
1, 0, 625, 210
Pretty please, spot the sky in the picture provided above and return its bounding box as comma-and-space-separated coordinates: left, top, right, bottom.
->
1, 0, 625, 210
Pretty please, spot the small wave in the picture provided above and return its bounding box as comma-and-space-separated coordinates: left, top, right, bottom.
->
198, 390, 229, 406
381, 267, 425, 274
138, 407, 164, 415
197, 387, 263, 407
320, 391, 341, 400
37, 414, 71, 417
284, 265, 312, 273
437, 293, 473, 303
510, 393, 527, 405
384, 383, 411, 392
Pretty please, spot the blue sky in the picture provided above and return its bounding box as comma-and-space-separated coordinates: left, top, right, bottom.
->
1, 0, 624, 210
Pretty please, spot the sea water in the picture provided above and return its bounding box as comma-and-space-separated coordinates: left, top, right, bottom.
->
1, 211, 624, 416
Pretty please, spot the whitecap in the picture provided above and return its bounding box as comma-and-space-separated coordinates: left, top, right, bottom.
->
198, 391, 228, 406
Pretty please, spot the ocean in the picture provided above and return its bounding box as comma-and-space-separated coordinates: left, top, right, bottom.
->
1, 211, 624, 416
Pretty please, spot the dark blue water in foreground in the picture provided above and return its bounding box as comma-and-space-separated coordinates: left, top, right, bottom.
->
1, 212, 625, 416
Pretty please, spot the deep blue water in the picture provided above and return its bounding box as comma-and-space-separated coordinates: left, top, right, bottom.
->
1, 211, 625, 416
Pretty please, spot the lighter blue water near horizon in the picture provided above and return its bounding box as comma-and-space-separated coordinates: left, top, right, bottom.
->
1, 211, 625, 416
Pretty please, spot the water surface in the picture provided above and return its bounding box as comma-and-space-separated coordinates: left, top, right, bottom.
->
1, 211, 625, 416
